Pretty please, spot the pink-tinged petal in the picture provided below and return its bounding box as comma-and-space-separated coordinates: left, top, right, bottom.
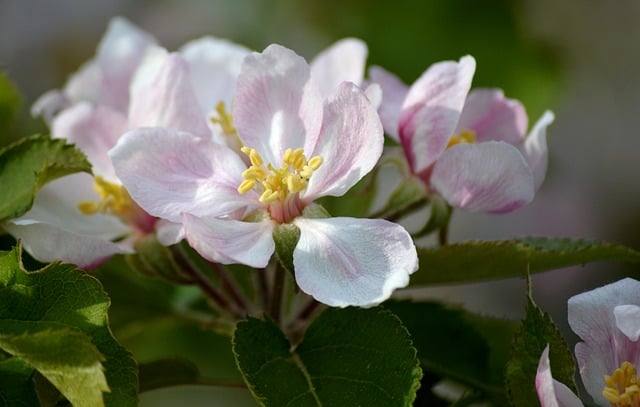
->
431, 141, 534, 213
51, 102, 128, 180
3, 174, 133, 268
182, 214, 275, 268
368, 66, 409, 141
568, 278, 640, 405
614, 305, 640, 341
180, 36, 251, 115
234, 44, 323, 165
65, 60, 102, 106
399, 56, 476, 174
95, 17, 157, 110
536, 346, 584, 407
303, 82, 383, 200
310, 38, 367, 99
31, 90, 70, 124
363, 83, 382, 110
155, 220, 185, 245
4, 221, 132, 268
292, 217, 417, 307
128, 53, 210, 138
456, 88, 528, 145
523, 110, 554, 191
110, 127, 256, 223
13, 174, 131, 240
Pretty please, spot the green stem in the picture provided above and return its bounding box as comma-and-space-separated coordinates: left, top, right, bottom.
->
210, 262, 252, 315
256, 266, 270, 312
269, 262, 286, 325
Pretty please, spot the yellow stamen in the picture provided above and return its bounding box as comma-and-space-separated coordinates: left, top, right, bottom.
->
447, 129, 477, 148
237, 146, 323, 205
78, 176, 133, 216
210, 101, 237, 135
603, 361, 640, 406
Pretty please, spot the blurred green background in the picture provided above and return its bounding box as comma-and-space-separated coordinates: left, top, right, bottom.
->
1, 0, 639, 404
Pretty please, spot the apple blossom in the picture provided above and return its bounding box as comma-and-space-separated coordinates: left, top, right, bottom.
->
6, 18, 252, 267
370, 59, 554, 213
111, 44, 418, 307
535, 345, 584, 407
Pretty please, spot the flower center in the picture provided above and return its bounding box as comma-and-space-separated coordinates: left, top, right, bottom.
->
78, 176, 156, 234
446, 129, 476, 148
603, 361, 640, 406
237, 146, 323, 222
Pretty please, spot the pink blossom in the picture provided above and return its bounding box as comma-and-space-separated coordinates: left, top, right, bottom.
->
370, 60, 554, 213
111, 44, 418, 307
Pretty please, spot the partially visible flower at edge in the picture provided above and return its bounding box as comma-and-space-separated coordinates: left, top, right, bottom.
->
110, 43, 418, 307
536, 278, 640, 407
535, 345, 584, 407
370, 59, 554, 214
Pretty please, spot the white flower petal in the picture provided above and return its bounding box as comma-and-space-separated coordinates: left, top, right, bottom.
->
179, 36, 251, 115
431, 141, 535, 213
128, 53, 210, 138
523, 110, 555, 191
303, 82, 383, 200
292, 217, 417, 307
614, 305, 640, 341
568, 278, 640, 405
182, 214, 275, 268
110, 127, 255, 223
234, 44, 323, 165
536, 346, 584, 407
310, 38, 367, 99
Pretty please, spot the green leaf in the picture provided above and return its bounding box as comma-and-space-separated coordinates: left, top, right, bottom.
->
411, 238, 640, 285
505, 296, 576, 407
0, 358, 39, 406
0, 244, 138, 406
0, 320, 108, 407
233, 307, 422, 407
0, 72, 21, 140
272, 223, 300, 276
138, 359, 200, 392
0, 135, 91, 221
385, 301, 516, 405
315, 171, 378, 218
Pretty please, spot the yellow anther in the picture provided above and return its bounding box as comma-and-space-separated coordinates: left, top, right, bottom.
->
210, 101, 236, 135
78, 176, 133, 216
238, 179, 257, 194
242, 167, 266, 181
308, 156, 323, 170
238, 144, 324, 206
447, 129, 477, 148
603, 361, 640, 406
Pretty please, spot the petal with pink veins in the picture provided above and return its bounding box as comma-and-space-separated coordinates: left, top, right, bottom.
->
303, 82, 383, 200
310, 38, 367, 100
52, 102, 128, 180
535, 345, 584, 407
614, 305, 640, 341
523, 110, 554, 191
182, 214, 275, 268
233, 44, 323, 165
128, 53, 210, 138
398, 56, 476, 174
110, 127, 256, 223
368, 66, 409, 141
430, 141, 534, 213
292, 217, 417, 307
455, 88, 528, 145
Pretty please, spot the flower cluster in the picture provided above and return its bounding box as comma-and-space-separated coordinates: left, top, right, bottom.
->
5, 17, 553, 308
